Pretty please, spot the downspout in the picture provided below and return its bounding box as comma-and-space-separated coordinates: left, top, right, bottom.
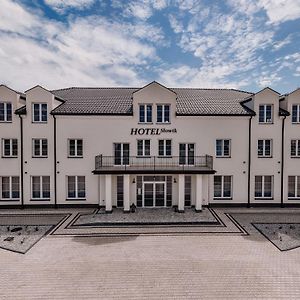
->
53, 114, 57, 208
19, 115, 24, 209
281, 115, 286, 208
247, 116, 253, 208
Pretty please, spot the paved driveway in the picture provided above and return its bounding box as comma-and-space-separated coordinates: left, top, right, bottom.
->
0, 208, 300, 299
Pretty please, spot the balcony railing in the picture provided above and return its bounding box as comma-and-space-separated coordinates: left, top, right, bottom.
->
93, 155, 214, 174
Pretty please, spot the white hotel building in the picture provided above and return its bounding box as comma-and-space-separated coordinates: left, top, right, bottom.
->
0, 81, 300, 211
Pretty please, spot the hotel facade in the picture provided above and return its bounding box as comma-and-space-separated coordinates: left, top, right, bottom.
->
0, 81, 299, 211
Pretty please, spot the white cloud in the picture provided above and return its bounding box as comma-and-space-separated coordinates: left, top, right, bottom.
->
44, 0, 96, 12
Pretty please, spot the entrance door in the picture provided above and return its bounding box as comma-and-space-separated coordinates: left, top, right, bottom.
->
143, 182, 166, 207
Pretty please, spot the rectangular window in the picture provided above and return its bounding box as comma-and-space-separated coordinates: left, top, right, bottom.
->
179, 143, 195, 165
1, 176, 19, 200
255, 175, 273, 198
288, 176, 300, 198
158, 139, 172, 156
137, 140, 150, 156
32, 139, 48, 157
2, 139, 17, 157
114, 143, 130, 165
216, 139, 231, 157
157, 104, 170, 123
32, 103, 47, 122
291, 140, 300, 157
259, 104, 273, 123
139, 104, 152, 123
67, 176, 85, 199
0, 102, 12, 122
117, 176, 124, 207
258, 139, 272, 157
184, 175, 192, 206
31, 176, 50, 199
214, 176, 232, 199
68, 139, 83, 157
292, 105, 300, 123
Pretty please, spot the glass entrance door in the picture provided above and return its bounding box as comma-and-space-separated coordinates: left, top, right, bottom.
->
143, 182, 166, 207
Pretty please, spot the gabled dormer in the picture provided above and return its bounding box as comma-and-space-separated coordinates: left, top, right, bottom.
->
132, 81, 177, 125
284, 88, 300, 124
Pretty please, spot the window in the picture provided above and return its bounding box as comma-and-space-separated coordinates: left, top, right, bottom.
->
291, 140, 300, 157
158, 139, 172, 156
288, 176, 300, 199
292, 105, 300, 123
114, 143, 129, 165
179, 143, 194, 165
137, 140, 150, 156
32, 103, 47, 122
157, 104, 170, 123
214, 176, 232, 199
1, 177, 19, 200
216, 139, 231, 157
2, 139, 17, 157
69, 139, 83, 157
67, 176, 85, 199
139, 104, 152, 123
255, 176, 273, 198
184, 175, 192, 206
117, 176, 124, 207
32, 139, 47, 157
259, 104, 273, 123
0, 102, 12, 122
31, 176, 50, 199
258, 139, 272, 157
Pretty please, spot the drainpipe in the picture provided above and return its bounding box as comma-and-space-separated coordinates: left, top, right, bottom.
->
281, 115, 286, 208
19, 115, 24, 209
247, 116, 253, 208
53, 114, 57, 208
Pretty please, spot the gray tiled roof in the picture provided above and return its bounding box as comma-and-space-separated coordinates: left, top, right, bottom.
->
51, 87, 254, 116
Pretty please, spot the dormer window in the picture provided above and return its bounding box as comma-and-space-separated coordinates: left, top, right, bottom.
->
0, 102, 12, 122
292, 105, 300, 123
139, 104, 152, 123
157, 104, 170, 123
259, 104, 273, 124
32, 103, 47, 123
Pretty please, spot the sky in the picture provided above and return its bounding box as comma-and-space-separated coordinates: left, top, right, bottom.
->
0, 0, 300, 94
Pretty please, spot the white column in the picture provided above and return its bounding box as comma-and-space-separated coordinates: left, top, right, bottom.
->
123, 175, 130, 212
178, 174, 185, 212
195, 174, 203, 212
105, 175, 112, 212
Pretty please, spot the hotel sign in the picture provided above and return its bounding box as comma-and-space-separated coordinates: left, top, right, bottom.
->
130, 128, 177, 135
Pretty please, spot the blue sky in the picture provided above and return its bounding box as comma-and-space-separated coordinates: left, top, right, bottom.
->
1, 0, 300, 93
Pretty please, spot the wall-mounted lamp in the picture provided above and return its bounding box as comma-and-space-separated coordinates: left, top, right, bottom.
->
173, 178, 177, 184
132, 178, 136, 184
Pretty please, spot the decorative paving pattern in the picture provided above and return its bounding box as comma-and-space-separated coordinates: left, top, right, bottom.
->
0, 213, 70, 254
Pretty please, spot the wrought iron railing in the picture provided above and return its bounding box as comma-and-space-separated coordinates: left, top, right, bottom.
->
95, 155, 213, 171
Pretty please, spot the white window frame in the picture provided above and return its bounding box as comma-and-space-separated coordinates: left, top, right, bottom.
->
1, 176, 19, 200
158, 139, 172, 156
32, 103, 47, 123
292, 104, 300, 124
0, 102, 12, 122
2, 138, 17, 157
67, 176, 86, 199
31, 176, 50, 200
257, 139, 272, 157
156, 104, 170, 123
139, 104, 152, 123
254, 175, 273, 199
32, 138, 48, 158
68, 139, 83, 157
137, 139, 150, 157
215, 139, 231, 157
259, 104, 273, 124
213, 175, 232, 199
291, 139, 300, 157
288, 176, 300, 199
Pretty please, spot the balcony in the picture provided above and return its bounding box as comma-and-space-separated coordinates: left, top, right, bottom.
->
93, 155, 215, 174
